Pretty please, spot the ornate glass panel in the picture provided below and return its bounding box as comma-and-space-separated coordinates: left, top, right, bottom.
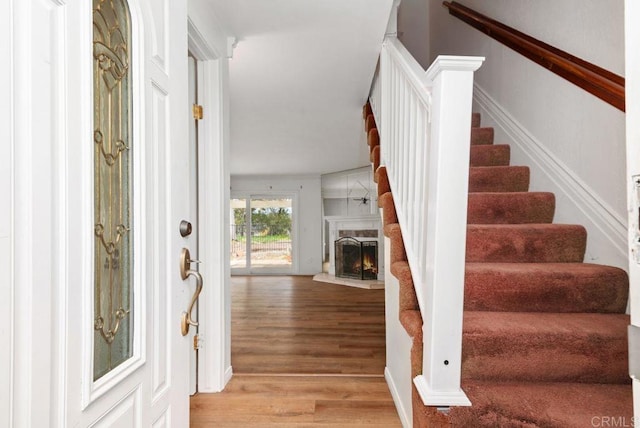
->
93, 0, 133, 381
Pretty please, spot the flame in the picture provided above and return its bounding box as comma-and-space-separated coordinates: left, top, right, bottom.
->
363, 253, 375, 271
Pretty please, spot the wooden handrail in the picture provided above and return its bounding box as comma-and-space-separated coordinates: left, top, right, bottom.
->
443, 1, 625, 111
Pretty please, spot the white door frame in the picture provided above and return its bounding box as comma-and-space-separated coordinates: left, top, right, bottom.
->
186, 5, 235, 392
0, 3, 12, 425
625, 0, 640, 418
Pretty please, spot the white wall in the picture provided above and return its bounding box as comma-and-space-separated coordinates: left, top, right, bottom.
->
399, 0, 627, 268
0, 3, 11, 426
230, 175, 323, 275
323, 198, 374, 217
321, 166, 378, 261
397, 0, 431, 68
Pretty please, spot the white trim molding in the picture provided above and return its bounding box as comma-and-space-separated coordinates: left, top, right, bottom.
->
196, 58, 233, 393
385, 367, 411, 428
474, 84, 627, 268
185, 0, 236, 394
413, 375, 472, 407
187, 0, 235, 59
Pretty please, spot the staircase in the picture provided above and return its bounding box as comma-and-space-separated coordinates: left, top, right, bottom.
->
365, 105, 634, 427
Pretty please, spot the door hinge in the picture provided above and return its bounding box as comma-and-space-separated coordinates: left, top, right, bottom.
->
193, 334, 203, 350
630, 325, 640, 380
192, 104, 203, 120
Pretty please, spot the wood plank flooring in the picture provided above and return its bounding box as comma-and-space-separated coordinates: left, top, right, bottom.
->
230, 275, 386, 375
190, 375, 401, 427
190, 275, 401, 427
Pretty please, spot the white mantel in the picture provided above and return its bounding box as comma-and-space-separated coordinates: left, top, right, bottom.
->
325, 215, 384, 280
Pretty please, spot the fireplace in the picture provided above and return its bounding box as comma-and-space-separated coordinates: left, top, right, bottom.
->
335, 237, 378, 280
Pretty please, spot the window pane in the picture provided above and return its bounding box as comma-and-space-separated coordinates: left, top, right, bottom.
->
93, 0, 133, 381
250, 198, 293, 269
230, 198, 247, 269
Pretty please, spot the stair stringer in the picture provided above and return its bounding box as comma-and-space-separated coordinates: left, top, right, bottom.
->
383, 233, 415, 427
369, 153, 448, 427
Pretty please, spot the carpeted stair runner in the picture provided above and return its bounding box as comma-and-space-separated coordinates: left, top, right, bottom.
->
465, 262, 628, 313
462, 312, 629, 383
468, 166, 530, 192
448, 381, 633, 428
466, 224, 587, 263
471, 127, 495, 145
467, 192, 555, 224
470, 144, 511, 167
362, 105, 633, 427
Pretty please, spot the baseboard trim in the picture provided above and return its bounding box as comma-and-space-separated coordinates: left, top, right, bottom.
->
474, 84, 627, 264
413, 375, 472, 407
385, 367, 412, 428
224, 365, 233, 386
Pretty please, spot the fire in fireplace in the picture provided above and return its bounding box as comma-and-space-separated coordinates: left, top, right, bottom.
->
335, 237, 378, 280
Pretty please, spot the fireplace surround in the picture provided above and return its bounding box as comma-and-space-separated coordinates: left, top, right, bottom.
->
324, 215, 384, 281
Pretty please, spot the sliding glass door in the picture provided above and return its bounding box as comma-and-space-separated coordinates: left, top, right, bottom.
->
230, 198, 248, 269
230, 196, 294, 273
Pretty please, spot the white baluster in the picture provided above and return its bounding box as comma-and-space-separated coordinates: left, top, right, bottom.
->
373, 37, 484, 407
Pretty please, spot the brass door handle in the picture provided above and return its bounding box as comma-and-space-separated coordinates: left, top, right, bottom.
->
180, 247, 203, 336
181, 270, 203, 336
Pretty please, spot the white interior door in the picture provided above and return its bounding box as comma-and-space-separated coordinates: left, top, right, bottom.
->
62, 0, 192, 426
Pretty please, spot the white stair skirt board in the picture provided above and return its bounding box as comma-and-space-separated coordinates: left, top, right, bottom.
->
385, 367, 412, 428
312, 273, 385, 290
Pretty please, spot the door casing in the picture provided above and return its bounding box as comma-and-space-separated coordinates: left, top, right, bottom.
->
186, 8, 235, 393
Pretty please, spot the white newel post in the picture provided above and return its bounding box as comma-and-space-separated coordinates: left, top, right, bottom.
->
413, 56, 484, 407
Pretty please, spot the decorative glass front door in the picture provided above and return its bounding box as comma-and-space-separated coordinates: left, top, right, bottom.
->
92, 0, 133, 381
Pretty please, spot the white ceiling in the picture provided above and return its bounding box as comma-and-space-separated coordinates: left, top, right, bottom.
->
207, 0, 394, 176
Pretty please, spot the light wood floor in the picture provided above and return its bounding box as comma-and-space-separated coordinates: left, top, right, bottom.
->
190, 275, 401, 427
190, 375, 401, 427
231, 275, 386, 375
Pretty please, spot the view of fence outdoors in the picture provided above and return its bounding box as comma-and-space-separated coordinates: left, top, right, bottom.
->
230, 198, 293, 269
